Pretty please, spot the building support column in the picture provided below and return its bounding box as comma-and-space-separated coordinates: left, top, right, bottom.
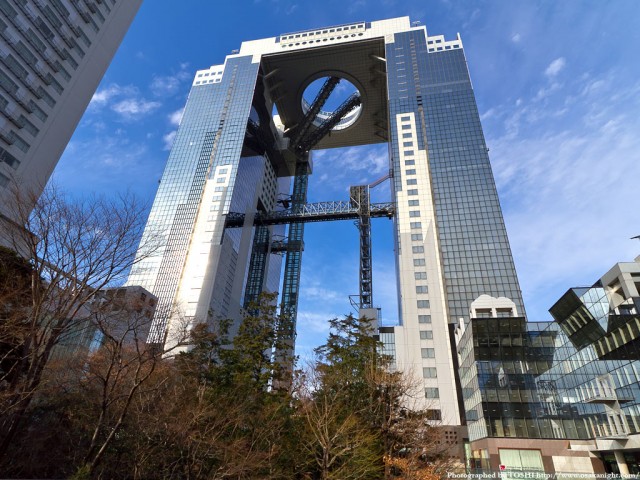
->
614, 450, 630, 476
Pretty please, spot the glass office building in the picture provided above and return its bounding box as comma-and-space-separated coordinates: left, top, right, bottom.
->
128, 18, 524, 432
126, 54, 288, 345
123, 15, 640, 476
456, 258, 640, 477
385, 24, 524, 425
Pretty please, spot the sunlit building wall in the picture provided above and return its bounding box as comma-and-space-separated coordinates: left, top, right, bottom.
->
127, 18, 526, 432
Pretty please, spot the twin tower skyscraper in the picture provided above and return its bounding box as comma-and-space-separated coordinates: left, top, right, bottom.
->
126, 17, 525, 428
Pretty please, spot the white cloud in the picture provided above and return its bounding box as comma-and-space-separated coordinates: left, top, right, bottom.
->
545, 57, 566, 77
162, 130, 177, 151
150, 77, 182, 97
486, 73, 640, 321
511, 33, 521, 43
295, 310, 339, 360
302, 285, 342, 302
112, 98, 161, 119
90, 84, 135, 108
168, 107, 185, 126
309, 144, 389, 199
581, 78, 606, 96
150, 64, 191, 97
347, 0, 366, 13
534, 81, 561, 101
89, 83, 161, 120
54, 132, 159, 199
480, 108, 497, 121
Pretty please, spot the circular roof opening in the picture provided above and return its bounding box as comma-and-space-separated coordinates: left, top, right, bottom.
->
301, 76, 362, 131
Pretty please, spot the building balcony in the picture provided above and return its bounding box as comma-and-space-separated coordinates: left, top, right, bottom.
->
583, 390, 634, 404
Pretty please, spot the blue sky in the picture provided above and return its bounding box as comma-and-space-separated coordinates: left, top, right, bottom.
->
52, 0, 640, 357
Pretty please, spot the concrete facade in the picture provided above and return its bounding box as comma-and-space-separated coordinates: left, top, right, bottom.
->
128, 17, 524, 435
0, 0, 142, 224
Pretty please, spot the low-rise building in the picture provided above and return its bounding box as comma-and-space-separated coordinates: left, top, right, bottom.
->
454, 257, 640, 477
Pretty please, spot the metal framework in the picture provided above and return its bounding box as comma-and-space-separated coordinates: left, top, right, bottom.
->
239, 77, 377, 358
270, 237, 302, 253
350, 185, 373, 309
231, 192, 393, 312
279, 157, 309, 330
243, 225, 270, 307
289, 76, 341, 149
225, 201, 394, 228
294, 93, 362, 154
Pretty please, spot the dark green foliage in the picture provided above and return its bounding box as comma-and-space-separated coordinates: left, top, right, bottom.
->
0, 299, 446, 479
297, 314, 386, 479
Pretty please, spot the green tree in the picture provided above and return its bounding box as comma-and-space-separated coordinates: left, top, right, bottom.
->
116, 293, 298, 479
297, 313, 451, 480
293, 314, 385, 479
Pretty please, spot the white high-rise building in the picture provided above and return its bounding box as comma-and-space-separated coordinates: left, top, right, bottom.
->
0, 0, 142, 225
128, 18, 525, 442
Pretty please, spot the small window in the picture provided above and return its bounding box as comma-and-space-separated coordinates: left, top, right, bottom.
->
421, 349, 435, 359
216, 178, 225, 183
412, 246, 424, 254
409, 210, 420, 217
214, 186, 224, 192
12, 135, 29, 153
400, 115, 411, 121
402, 133, 412, 139
427, 409, 442, 420
0, 147, 19, 169
425, 387, 439, 398
403, 141, 414, 147
417, 300, 430, 308
415, 272, 427, 280
402, 124, 411, 130
416, 286, 428, 294
413, 259, 426, 266
475, 308, 492, 319
423, 367, 437, 378
406, 179, 417, 185
408, 200, 419, 206
497, 308, 514, 318
410, 222, 421, 229
408, 189, 419, 196
405, 160, 415, 166
411, 234, 423, 241
406, 169, 416, 175
418, 315, 431, 323
420, 330, 433, 339
404, 150, 414, 156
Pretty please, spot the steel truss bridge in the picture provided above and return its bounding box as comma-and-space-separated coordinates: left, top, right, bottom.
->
225, 200, 394, 228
